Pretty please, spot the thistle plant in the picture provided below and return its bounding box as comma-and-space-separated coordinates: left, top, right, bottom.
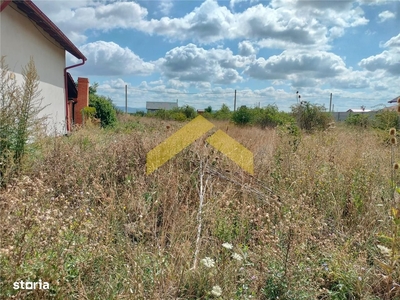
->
376, 208, 400, 299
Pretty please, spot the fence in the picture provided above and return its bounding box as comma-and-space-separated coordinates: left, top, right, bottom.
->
331, 111, 379, 122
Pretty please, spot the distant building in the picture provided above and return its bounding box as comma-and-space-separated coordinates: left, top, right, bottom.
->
347, 109, 371, 113
146, 101, 178, 113
388, 96, 400, 104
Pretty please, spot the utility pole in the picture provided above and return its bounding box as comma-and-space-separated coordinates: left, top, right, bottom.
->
125, 84, 128, 113
329, 93, 333, 112
234, 89, 237, 111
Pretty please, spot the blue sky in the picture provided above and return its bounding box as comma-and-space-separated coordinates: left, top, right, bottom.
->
37, 0, 400, 112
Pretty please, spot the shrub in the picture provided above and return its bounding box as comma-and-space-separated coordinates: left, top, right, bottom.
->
89, 94, 117, 128
205, 106, 212, 113
345, 113, 370, 128
232, 106, 252, 125
291, 102, 332, 131
181, 105, 197, 119
254, 105, 295, 128
0, 56, 44, 186
373, 110, 399, 130
214, 104, 232, 120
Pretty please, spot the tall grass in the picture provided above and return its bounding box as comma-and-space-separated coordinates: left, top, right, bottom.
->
0, 116, 397, 299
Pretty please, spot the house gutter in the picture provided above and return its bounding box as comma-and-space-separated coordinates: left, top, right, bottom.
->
0, 0, 12, 12
64, 59, 86, 132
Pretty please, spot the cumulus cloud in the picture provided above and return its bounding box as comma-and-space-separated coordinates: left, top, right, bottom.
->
37, 0, 370, 48
159, 0, 173, 15
359, 34, 400, 75
359, 51, 400, 75
244, 50, 347, 80
238, 41, 257, 56
378, 10, 395, 22
157, 44, 251, 84
75, 41, 155, 76
383, 33, 400, 47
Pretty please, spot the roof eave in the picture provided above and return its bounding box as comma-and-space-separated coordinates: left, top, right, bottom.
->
6, 0, 86, 61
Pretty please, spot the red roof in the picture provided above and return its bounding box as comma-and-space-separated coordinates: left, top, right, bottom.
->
1, 0, 86, 61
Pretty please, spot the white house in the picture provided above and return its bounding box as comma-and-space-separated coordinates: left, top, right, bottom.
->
0, 0, 88, 134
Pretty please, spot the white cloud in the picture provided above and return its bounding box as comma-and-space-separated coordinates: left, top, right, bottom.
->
359, 34, 400, 75
378, 10, 395, 22
383, 33, 400, 48
238, 41, 257, 56
244, 50, 347, 80
359, 50, 400, 75
159, 0, 173, 15
75, 41, 155, 76
37, 0, 370, 49
157, 43, 250, 84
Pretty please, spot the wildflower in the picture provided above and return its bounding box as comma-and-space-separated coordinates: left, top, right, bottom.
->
211, 285, 222, 297
390, 128, 397, 136
232, 253, 243, 261
222, 242, 233, 250
377, 245, 392, 256
394, 163, 399, 170
201, 257, 215, 268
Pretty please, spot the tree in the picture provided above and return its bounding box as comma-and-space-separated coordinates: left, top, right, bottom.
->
88, 83, 117, 128
291, 102, 332, 131
232, 105, 252, 125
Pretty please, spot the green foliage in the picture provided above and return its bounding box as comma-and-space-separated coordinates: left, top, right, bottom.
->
205, 106, 212, 113
81, 106, 96, 120
0, 56, 44, 186
181, 105, 197, 119
147, 105, 197, 122
345, 113, 370, 128
253, 105, 295, 128
213, 104, 232, 120
232, 105, 252, 125
89, 94, 117, 128
291, 102, 332, 131
373, 110, 399, 130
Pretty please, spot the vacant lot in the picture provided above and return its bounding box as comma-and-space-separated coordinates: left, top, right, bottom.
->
1, 116, 399, 299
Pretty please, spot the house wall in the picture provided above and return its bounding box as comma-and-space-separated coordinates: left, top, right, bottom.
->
0, 3, 67, 134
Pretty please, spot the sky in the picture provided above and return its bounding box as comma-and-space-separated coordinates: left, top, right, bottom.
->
36, 0, 400, 112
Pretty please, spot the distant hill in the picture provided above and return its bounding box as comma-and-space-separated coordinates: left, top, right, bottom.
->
115, 106, 147, 113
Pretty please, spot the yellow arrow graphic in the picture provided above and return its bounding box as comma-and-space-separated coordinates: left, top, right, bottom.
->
206, 130, 254, 175
146, 115, 214, 174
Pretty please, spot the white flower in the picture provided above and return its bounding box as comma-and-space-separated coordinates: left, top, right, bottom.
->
201, 257, 215, 268
222, 242, 233, 250
232, 252, 243, 261
211, 285, 222, 297
377, 245, 392, 256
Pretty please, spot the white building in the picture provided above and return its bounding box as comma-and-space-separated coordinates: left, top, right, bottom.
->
0, 0, 88, 134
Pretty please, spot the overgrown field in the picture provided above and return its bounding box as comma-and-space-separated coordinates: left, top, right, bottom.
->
1, 116, 400, 299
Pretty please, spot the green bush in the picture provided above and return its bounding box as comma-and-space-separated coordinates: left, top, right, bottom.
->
345, 113, 370, 128
180, 105, 197, 119
373, 110, 399, 130
254, 105, 295, 128
0, 56, 44, 186
89, 94, 117, 128
214, 104, 232, 120
232, 106, 252, 125
81, 106, 96, 120
291, 102, 332, 131
171, 112, 187, 121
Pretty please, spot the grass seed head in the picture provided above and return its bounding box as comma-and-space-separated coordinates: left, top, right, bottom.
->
390, 128, 396, 136
391, 137, 397, 145
394, 163, 399, 170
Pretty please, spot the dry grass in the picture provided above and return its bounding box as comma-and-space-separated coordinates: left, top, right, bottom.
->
0, 116, 398, 299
